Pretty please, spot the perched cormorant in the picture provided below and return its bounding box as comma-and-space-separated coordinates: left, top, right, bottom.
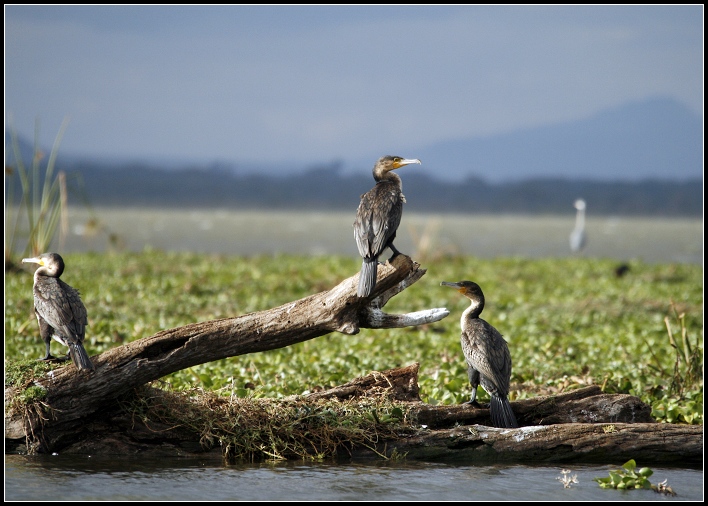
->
441, 280, 518, 428
22, 252, 94, 370
354, 156, 421, 297
569, 198, 587, 253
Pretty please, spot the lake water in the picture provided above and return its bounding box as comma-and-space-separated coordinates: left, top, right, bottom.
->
29, 207, 704, 264
4, 454, 703, 501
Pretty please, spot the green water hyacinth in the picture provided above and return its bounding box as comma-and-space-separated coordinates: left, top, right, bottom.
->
593, 459, 653, 490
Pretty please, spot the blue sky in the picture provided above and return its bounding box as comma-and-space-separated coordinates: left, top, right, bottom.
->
4, 5, 704, 175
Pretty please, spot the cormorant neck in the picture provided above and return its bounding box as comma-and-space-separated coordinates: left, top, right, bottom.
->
462, 295, 484, 319
34, 265, 61, 280
374, 170, 401, 186
34, 268, 51, 282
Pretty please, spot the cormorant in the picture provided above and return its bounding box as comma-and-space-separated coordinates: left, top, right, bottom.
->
441, 280, 518, 428
569, 198, 587, 253
22, 252, 94, 370
353, 155, 421, 297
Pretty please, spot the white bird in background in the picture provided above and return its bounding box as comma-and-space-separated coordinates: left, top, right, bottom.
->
569, 199, 587, 253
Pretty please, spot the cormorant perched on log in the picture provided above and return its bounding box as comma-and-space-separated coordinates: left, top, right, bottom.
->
354, 156, 421, 297
22, 252, 94, 370
569, 198, 587, 254
441, 280, 518, 428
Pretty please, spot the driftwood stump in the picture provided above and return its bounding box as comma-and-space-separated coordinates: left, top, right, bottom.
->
5, 255, 702, 466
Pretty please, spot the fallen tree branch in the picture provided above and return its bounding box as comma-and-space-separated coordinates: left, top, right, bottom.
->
5, 255, 448, 452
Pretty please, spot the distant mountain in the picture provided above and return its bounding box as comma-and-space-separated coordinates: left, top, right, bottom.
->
6, 96, 703, 185
4, 96, 703, 216
396, 96, 703, 183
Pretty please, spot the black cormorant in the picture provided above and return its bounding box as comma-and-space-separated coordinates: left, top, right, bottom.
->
354, 155, 421, 297
569, 198, 587, 253
441, 280, 518, 428
22, 252, 94, 370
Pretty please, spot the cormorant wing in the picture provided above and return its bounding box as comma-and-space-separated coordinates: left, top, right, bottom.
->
34, 278, 87, 342
354, 183, 403, 259
461, 319, 512, 396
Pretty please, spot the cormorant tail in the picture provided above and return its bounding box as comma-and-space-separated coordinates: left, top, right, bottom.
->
357, 259, 378, 297
490, 396, 519, 428
68, 342, 94, 371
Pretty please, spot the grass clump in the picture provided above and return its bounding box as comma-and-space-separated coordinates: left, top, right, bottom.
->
4, 359, 56, 416
5, 358, 54, 388
123, 383, 417, 462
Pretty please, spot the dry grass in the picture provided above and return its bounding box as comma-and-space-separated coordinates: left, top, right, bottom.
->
121, 382, 419, 463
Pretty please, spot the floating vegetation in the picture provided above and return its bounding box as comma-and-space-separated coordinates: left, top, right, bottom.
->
593, 459, 676, 495
4, 253, 703, 424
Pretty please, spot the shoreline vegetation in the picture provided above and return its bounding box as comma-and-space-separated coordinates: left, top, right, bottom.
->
5, 250, 703, 462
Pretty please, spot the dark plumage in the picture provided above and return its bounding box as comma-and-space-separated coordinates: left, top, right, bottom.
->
615, 263, 630, 278
441, 280, 518, 428
354, 156, 421, 297
22, 252, 94, 370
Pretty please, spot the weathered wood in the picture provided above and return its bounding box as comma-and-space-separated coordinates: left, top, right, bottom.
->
351, 421, 703, 466
5, 256, 448, 451
414, 385, 656, 428
306, 366, 702, 466
297, 362, 422, 402
7, 364, 700, 466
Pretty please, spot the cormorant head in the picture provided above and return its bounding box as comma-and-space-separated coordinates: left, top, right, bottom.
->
22, 252, 65, 278
373, 156, 421, 179
440, 280, 484, 300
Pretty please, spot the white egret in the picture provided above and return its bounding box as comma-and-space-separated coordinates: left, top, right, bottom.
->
569, 199, 587, 253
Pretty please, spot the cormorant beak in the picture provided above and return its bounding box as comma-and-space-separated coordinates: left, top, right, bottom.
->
392, 158, 421, 169
440, 281, 466, 294
22, 257, 43, 266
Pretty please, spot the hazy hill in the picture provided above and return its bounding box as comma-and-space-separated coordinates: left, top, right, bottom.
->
406, 96, 703, 183
5, 97, 703, 216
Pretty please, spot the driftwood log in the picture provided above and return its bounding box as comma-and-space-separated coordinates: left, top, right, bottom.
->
301, 363, 702, 466
5, 256, 703, 466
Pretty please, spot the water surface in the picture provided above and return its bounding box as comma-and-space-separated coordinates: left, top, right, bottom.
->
5, 454, 702, 501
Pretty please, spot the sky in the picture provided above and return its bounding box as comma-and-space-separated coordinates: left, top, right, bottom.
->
4, 5, 704, 177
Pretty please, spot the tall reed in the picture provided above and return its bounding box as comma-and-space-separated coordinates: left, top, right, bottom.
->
5, 117, 69, 268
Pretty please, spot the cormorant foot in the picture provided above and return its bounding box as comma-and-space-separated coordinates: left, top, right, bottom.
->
387, 244, 403, 262
38, 354, 68, 363
464, 400, 483, 408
